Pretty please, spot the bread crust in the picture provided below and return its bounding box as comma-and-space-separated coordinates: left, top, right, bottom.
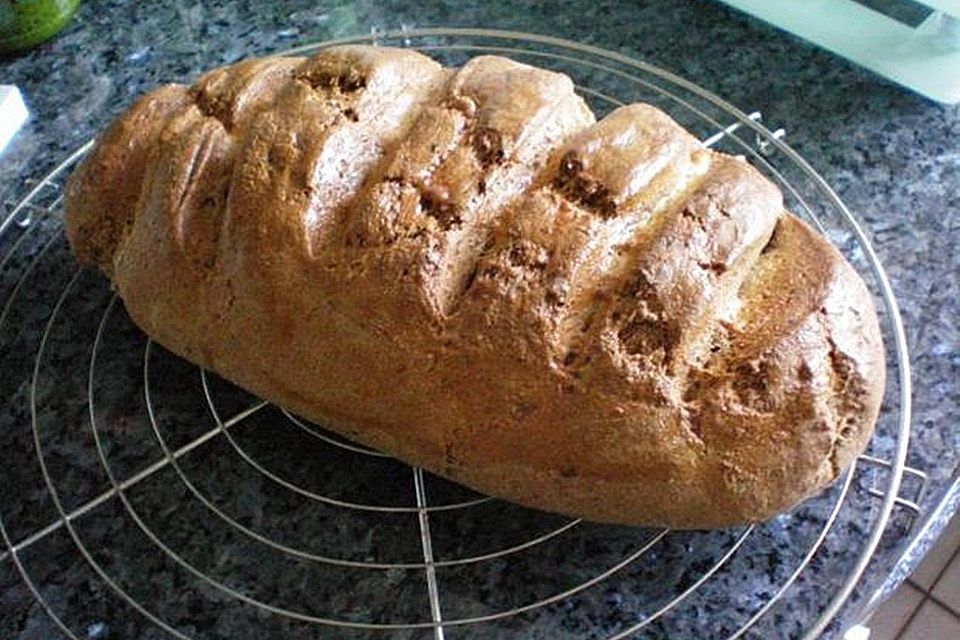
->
64, 46, 884, 528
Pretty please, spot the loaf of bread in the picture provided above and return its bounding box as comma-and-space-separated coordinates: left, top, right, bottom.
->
64, 45, 884, 528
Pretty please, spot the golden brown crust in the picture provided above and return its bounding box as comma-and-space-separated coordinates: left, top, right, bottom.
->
64, 46, 885, 528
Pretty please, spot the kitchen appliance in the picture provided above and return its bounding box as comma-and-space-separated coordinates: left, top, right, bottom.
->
718, 0, 960, 103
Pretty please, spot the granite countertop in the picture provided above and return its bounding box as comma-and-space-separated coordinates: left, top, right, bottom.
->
1, 1, 957, 639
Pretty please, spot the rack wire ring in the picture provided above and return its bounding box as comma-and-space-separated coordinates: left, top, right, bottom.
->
0, 28, 912, 640
280, 408, 391, 458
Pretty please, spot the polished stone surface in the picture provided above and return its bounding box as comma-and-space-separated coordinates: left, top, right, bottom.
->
1, 1, 957, 639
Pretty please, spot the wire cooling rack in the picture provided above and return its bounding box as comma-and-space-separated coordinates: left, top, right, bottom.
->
0, 29, 930, 640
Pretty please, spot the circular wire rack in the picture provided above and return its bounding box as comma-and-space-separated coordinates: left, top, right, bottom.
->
0, 29, 915, 640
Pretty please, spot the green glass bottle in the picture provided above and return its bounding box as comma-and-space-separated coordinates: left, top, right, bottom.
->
0, 0, 80, 54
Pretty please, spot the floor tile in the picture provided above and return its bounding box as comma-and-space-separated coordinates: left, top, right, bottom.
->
899, 600, 960, 640
864, 582, 925, 640
931, 548, 960, 615
912, 514, 960, 590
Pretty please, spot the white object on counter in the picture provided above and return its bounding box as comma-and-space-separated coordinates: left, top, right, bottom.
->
717, 0, 960, 104
844, 623, 871, 640
0, 85, 29, 155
